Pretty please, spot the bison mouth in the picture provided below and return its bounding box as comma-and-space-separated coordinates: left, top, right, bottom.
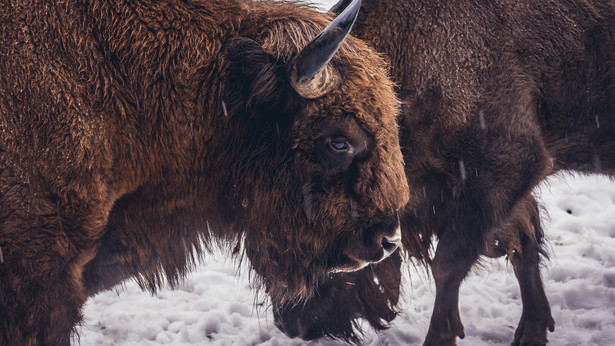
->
327, 215, 402, 274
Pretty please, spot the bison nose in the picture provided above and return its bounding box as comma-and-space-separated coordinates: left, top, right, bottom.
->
381, 222, 401, 260
381, 226, 402, 259
370, 214, 401, 262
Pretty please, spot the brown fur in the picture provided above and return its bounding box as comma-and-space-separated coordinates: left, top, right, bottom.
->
273, 251, 403, 342
275, 0, 615, 344
0, 0, 409, 344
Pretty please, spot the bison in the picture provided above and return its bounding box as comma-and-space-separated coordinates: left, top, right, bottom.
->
274, 0, 615, 344
0, 0, 411, 344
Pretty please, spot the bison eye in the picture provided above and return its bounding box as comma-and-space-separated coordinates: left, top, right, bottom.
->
329, 137, 351, 153
314, 120, 373, 174
316, 135, 359, 174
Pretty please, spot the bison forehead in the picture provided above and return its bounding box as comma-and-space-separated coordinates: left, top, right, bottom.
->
312, 83, 399, 141
293, 95, 402, 160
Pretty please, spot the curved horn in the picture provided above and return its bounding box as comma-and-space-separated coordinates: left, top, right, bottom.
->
288, 0, 363, 99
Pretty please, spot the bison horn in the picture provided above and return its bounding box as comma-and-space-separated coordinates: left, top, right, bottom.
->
288, 0, 363, 99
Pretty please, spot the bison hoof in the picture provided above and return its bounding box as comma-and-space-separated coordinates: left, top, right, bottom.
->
548, 325, 555, 332
459, 331, 465, 339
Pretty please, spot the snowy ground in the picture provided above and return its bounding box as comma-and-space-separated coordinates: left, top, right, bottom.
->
76, 173, 615, 345
77, 1, 615, 345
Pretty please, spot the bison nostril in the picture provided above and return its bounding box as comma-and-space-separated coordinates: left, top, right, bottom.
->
382, 236, 401, 253
376, 219, 402, 260
382, 238, 401, 252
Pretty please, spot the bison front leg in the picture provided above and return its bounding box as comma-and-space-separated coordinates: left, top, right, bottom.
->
0, 250, 86, 345
0, 191, 97, 345
420, 107, 551, 345
424, 230, 476, 345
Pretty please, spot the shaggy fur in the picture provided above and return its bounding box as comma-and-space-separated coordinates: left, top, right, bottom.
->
0, 0, 409, 344
275, 0, 615, 344
273, 251, 403, 342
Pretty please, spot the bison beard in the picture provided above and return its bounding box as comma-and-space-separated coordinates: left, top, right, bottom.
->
275, 0, 615, 345
0, 0, 409, 344
272, 251, 402, 343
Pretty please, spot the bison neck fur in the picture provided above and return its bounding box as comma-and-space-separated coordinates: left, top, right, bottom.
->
0, 0, 409, 344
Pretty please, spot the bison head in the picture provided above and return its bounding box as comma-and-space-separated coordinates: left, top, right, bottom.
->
218, 0, 409, 309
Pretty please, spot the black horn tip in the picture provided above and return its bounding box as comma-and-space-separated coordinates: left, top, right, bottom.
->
288, 0, 363, 99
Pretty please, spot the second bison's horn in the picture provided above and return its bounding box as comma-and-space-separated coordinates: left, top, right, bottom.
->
288, 0, 362, 99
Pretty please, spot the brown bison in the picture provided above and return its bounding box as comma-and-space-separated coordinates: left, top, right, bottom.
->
274, 0, 615, 344
0, 0, 411, 344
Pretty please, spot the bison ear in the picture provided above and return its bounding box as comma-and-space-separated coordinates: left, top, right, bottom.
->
223, 37, 285, 117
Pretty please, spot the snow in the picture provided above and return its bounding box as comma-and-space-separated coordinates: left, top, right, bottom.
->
77, 173, 615, 346
76, 1, 615, 345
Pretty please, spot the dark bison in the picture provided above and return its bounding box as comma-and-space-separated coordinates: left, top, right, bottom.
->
275, 0, 615, 344
0, 0, 410, 344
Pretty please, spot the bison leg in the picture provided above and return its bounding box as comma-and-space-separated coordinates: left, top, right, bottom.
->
423, 230, 476, 346
420, 93, 552, 344
485, 196, 554, 345
0, 192, 93, 345
511, 231, 555, 346
510, 198, 554, 345
0, 252, 85, 345
272, 251, 402, 341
